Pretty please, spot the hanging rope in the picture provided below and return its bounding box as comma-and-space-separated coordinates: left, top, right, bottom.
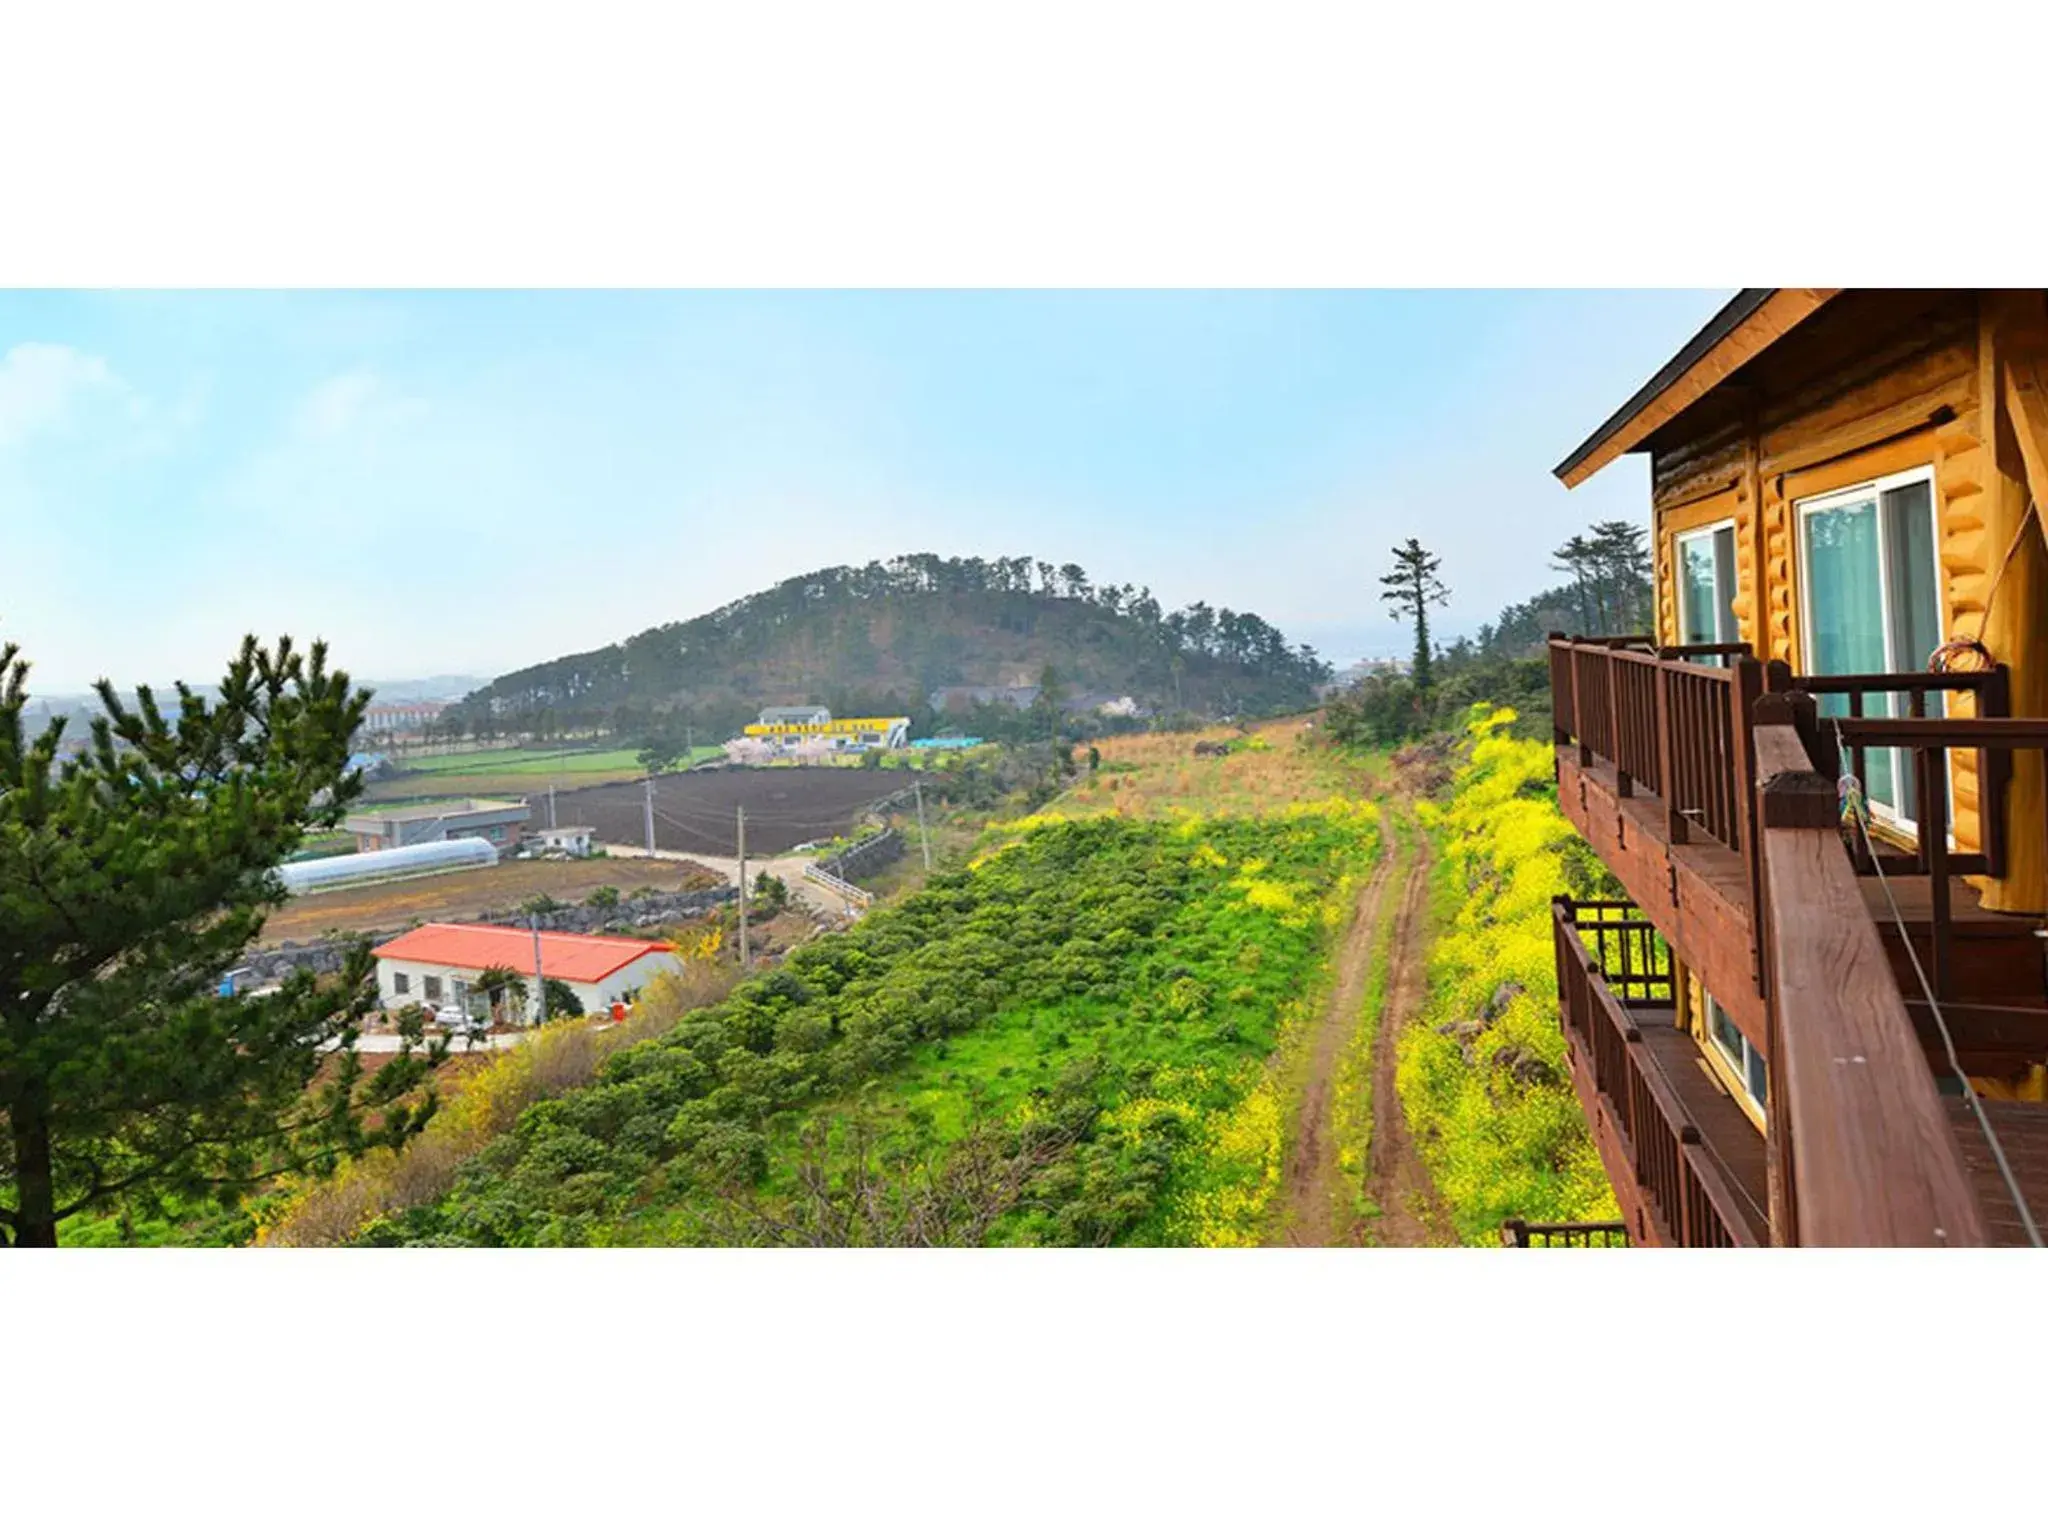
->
1930, 497, 2045, 674
1833, 722, 2043, 1245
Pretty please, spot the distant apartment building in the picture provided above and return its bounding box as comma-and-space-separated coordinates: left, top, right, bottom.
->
361, 700, 449, 736
344, 798, 529, 853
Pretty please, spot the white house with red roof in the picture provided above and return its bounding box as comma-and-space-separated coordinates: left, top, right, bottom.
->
371, 923, 683, 1020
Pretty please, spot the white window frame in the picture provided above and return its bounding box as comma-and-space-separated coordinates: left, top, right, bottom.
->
1673, 517, 1740, 647
1794, 464, 1945, 835
1704, 995, 1768, 1120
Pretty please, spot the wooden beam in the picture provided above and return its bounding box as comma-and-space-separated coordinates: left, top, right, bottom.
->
2005, 355, 2048, 514
1755, 722, 1990, 1245
1559, 290, 1840, 489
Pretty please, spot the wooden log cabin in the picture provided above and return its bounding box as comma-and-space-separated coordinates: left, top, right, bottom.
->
1546, 289, 2048, 1247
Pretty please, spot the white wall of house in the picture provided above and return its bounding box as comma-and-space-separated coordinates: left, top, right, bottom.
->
375, 951, 684, 1019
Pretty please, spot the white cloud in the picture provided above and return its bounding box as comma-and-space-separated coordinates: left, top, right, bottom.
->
293, 369, 427, 441
0, 342, 132, 450
294, 369, 379, 438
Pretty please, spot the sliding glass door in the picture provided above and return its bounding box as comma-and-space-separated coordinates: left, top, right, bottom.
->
1675, 522, 1740, 646
1798, 468, 1942, 824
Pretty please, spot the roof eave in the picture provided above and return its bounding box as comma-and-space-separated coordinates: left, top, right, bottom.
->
1554, 288, 1842, 489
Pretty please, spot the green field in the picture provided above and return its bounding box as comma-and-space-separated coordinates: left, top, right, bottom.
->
361, 745, 726, 802
391, 746, 647, 777
353, 728, 1383, 1248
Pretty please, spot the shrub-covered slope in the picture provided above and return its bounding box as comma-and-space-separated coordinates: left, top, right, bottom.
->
364, 801, 1379, 1247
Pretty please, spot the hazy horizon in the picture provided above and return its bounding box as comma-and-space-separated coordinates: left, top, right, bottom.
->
2, 290, 1722, 694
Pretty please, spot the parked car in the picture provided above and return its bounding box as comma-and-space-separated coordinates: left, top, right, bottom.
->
432, 1004, 471, 1028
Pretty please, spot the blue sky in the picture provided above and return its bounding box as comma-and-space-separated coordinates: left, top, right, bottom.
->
1, 290, 1724, 694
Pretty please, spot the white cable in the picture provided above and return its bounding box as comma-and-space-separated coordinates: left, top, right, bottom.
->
1833, 719, 2042, 1247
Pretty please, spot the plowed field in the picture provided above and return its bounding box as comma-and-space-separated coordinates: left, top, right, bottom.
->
550, 767, 915, 857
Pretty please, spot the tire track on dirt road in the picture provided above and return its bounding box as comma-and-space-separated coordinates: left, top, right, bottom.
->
1276, 837, 1401, 1247
1355, 833, 1455, 1246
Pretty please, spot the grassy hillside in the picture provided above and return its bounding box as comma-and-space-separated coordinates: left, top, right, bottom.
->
453, 553, 1331, 740
354, 723, 1384, 1247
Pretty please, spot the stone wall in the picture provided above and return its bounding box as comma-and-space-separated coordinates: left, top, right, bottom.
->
819, 828, 904, 884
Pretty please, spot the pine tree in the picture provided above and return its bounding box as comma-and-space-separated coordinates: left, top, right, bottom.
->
1588, 520, 1652, 633
1550, 534, 1598, 632
0, 631, 445, 1246
1380, 538, 1451, 691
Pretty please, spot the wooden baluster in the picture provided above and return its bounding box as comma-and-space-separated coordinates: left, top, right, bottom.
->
1612, 660, 1631, 795
1921, 745, 1953, 1002
1848, 689, 1867, 804
1729, 657, 1765, 988
1983, 664, 2012, 877
1677, 1127, 1700, 1247
1671, 673, 1690, 839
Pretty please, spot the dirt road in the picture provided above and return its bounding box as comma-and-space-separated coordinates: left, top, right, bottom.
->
1355, 836, 1454, 1246
1274, 804, 1452, 1247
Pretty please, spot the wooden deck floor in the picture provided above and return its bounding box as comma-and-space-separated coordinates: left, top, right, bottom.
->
1945, 1099, 2048, 1247
1631, 1011, 1772, 1243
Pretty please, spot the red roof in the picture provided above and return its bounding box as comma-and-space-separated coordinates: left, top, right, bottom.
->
371, 923, 677, 983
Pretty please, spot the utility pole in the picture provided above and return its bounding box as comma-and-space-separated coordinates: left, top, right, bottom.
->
913, 780, 932, 871
529, 914, 547, 1028
548, 783, 557, 829
685, 723, 693, 761
644, 775, 655, 856
736, 803, 750, 970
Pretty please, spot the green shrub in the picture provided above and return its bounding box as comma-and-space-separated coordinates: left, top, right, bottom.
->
1397, 705, 1619, 1242
366, 804, 1382, 1247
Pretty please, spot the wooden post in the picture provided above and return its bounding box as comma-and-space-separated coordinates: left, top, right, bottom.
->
1919, 744, 1954, 1002
1980, 318, 2048, 913
1656, 661, 1686, 845
1982, 663, 2013, 878
1729, 656, 1765, 989
1549, 633, 1573, 747
1754, 719, 1987, 1245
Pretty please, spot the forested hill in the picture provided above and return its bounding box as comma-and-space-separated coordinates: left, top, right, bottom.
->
456, 554, 1331, 737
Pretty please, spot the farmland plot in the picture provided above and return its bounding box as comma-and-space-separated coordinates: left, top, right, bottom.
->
547, 767, 916, 857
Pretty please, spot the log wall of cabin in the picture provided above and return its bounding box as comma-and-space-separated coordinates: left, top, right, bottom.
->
1648, 292, 2047, 914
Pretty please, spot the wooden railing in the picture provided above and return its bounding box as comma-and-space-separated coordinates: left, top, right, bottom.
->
1548, 635, 1762, 856
1772, 662, 2014, 879
1750, 708, 1990, 1245
1815, 713, 2048, 1003
1552, 898, 1761, 1247
1499, 1219, 1630, 1248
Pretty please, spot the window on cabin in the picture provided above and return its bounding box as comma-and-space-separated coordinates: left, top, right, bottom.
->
1707, 997, 1768, 1113
1675, 522, 1741, 646
1798, 468, 1942, 825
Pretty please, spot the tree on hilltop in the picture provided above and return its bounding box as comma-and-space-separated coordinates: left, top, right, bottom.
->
1381, 538, 1450, 691
0, 630, 444, 1247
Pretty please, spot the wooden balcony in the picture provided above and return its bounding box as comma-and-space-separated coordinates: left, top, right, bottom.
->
1547, 637, 2048, 1066
1547, 636, 2048, 1244
1551, 899, 1768, 1248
